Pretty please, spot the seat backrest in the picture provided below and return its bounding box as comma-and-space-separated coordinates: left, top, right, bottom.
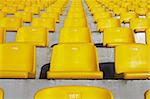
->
0, 43, 35, 72
59, 27, 92, 43
34, 86, 114, 99
50, 43, 99, 72
115, 44, 150, 74
103, 27, 135, 46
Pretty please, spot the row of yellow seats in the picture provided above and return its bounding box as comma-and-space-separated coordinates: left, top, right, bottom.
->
85, 0, 150, 32
46, 1, 150, 79
96, 0, 150, 16
0, 17, 55, 32
0, 86, 149, 99
0, 0, 56, 10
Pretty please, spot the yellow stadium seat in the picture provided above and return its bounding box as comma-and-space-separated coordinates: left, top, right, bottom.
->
135, 7, 148, 16
59, 27, 92, 43
24, 6, 40, 15
130, 18, 150, 32
113, 7, 127, 16
64, 18, 87, 28
145, 90, 150, 99
15, 12, 32, 22
0, 88, 3, 99
0, 43, 36, 78
120, 12, 138, 23
115, 44, 150, 79
47, 43, 103, 79
40, 12, 60, 23
16, 27, 48, 47
0, 28, 5, 43
146, 12, 150, 19
17, 4, 25, 10
103, 27, 135, 47
0, 12, 6, 18
0, 17, 22, 31
93, 12, 112, 23
97, 18, 121, 32
34, 86, 114, 99
32, 18, 56, 32
2, 6, 16, 14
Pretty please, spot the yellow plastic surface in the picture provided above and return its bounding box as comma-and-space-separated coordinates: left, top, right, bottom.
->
35, 86, 114, 99
59, 27, 92, 43
64, 18, 87, 28
0, 43, 36, 78
2, 6, 16, 14
47, 43, 103, 79
113, 7, 127, 16
0, 28, 4, 43
24, 6, 40, 15
115, 44, 150, 79
130, 18, 150, 32
146, 28, 150, 45
93, 12, 112, 23
103, 27, 135, 47
120, 12, 138, 23
135, 7, 148, 16
145, 90, 150, 99
15, 12, 32, 22
0, 17, 22, 31
0, 12, 6, 18
0, 88, 3, 99
97, 18, 121, 32
16, 27, 48, 47
32, 18, 56, 32
40, 12, 60, 23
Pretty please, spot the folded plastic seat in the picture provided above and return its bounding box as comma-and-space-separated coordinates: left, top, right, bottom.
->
34, 86, 114, 99
0, 43, 36, 78
47, 43, 103, 79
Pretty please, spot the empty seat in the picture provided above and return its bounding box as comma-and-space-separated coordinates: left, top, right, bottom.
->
135, 7, 148, 16
32, 18, 55, 32
93, 12, 112, 23
0, 12, 6, 18
34, 86, 114, 99
97, 18, 121, 32
40, 12, 60, 23
15, 12, 32, 22
113, 7, 127, 16
0, 88, 3, 99
16, 27, 48, 47
146, 28, 150, 44
130, 18, 150, 32
59, 27, 92, 43
47, 43, 103, 79
103, 27, 135, 47
0, 43, 36, 78
0, 17, 22, 31
2, 6, 16, 14
120, 12, 138, 23
145, 90, 150, 99
115, 44, 150, 79
0, 28, 4, 43
24, 6, 40, 15
64, 18, 87, 28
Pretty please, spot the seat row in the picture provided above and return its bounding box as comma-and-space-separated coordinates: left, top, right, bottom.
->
0, 86, 149, 99
97, 0, 150, 16
0, 0, 56, 13
0, 0, 69, 32
0, 0, 149, 79
85, 0, 150, 33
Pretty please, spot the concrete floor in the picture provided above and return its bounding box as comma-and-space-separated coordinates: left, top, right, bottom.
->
0, 0, 150, 99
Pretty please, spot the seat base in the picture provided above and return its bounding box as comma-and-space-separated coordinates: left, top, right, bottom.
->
47, 71, 103, 79
0, 71, 35, 78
